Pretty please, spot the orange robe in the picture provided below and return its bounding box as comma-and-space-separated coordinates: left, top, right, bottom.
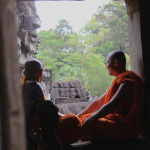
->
55, 114, 82, 144
80, 70, 144, 140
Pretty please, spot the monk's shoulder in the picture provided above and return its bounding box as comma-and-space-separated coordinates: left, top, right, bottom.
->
33, 81, 45, 101
118, 81, 133, 99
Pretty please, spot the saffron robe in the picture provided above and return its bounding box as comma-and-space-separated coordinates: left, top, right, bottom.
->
55, 114, 82, 144
80, 70, 144, 140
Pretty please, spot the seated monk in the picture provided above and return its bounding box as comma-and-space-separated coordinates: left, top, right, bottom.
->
78, 50, 145, 141
22, 59, 61, 150
22, 59, 82, 148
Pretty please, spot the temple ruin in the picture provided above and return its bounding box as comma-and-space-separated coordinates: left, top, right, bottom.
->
1, 0, 150, 149
15, 1, 41, 66
15, 1, 90, 114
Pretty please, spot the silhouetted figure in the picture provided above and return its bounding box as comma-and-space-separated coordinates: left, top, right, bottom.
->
22, 59, 61, 150
78, 50, 144, 141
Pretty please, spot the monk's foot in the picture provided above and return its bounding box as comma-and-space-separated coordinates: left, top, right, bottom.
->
78, 136, 91, 142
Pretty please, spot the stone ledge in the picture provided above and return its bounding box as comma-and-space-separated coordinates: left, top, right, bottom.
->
65, 138, 150, 150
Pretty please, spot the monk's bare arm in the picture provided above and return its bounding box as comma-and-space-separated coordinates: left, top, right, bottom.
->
77, 91, 107, 117
87, 81, 132, 120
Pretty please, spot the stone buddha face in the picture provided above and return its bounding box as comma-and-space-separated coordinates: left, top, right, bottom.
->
29, 31, 40, 54
16, 1, 41, 65
21, 30, 41, 59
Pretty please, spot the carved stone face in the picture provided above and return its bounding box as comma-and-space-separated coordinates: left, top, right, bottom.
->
29, 31, 41, 54
21, 30, 40, 57
16, 1, 41, 65
17, 37, 21, 56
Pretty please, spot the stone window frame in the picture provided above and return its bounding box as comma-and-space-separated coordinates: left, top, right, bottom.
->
0, 0, 150, 149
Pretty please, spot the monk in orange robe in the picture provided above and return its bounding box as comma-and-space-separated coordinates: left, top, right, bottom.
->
78, 50, 144, 141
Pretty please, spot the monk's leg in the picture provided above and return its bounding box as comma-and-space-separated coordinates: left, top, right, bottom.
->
55, 114, 82, 144
88, 118, 132, 141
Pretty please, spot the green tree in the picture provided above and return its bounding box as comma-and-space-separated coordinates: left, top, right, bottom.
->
63, 33, 81, 53
83, 52, 114, 96
55, 19, 73, 37
53, 19, 83, 53
94, 1, 129, 53
38, 29, 64, 53
37, 2, 129, 97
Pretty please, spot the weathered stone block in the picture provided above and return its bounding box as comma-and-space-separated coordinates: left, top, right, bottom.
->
59, 91, 70, 97
70, 88, 77, 92
59, 81, 70, 88
52, 80, 89, 102
59, 88, 70, 92
73, 80, 81, 87
65, 91, 70, 97
59, 91, 66, 97
70, 80, 81, 88
53, 82, 60, 88
76, 88, 83, 99
69, 81, 75, 88
52, 88, 60, 98
81, 87, 89, 99
70, 92, 78, 98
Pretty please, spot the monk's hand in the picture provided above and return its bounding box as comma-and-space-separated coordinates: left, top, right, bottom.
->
82, 116, 94, 137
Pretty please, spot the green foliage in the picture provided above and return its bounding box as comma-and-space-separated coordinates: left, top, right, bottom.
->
37, 1, 129, 97
94, 1, 129, 53
83, 52, 114, 96
38, 30, 64, 52
125, 53, 131, 70
55, 19, 73, 37
98, 41, 114, 57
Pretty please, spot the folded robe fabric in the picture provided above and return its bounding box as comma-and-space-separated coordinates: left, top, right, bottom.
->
80, 70, 144, 140
55, 114, 82, 144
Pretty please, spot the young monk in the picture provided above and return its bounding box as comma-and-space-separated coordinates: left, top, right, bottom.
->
22, 59, 82, 148
23, 59, 61, 150
78, 50, 145, 141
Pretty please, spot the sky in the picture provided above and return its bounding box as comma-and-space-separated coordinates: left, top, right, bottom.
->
35, 0, 111, 33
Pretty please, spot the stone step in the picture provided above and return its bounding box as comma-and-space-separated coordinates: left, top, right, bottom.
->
64, 138, 150, 150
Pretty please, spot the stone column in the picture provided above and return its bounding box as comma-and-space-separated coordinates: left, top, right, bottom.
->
0, 0, 26, 150
125, 0, 144, 79
125, 0, 150, 137
139, 0, 150, 136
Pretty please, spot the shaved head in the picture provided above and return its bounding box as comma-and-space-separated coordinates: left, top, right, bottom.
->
24, 59, 43, 79
108, 50, 126, 70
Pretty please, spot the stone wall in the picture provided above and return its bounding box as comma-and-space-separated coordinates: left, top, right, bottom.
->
57, 101, 90, 115
52, 80, 90, 104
